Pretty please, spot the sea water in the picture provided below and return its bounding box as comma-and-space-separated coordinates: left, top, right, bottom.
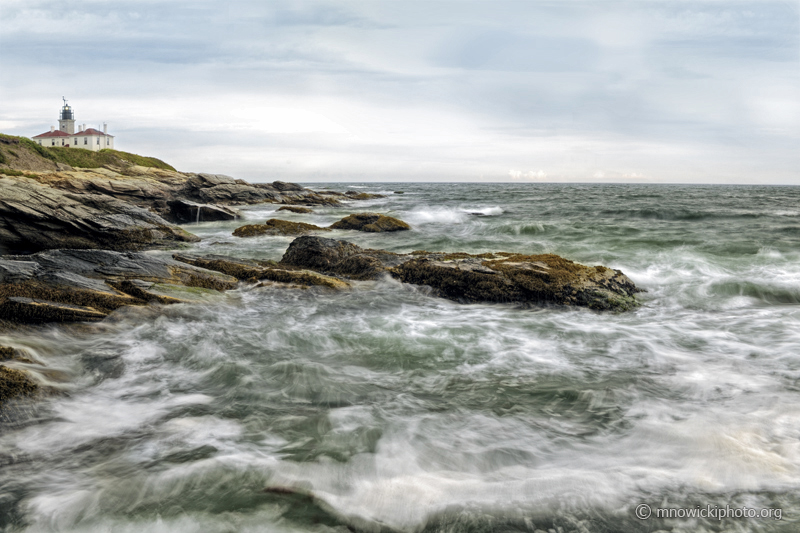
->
1, 183, 800, 532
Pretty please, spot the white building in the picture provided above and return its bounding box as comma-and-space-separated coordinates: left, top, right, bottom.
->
31, 99, 115, 151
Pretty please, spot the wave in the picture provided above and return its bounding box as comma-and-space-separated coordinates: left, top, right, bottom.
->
710, 280, 800, 305
404, 206, 469, 225
461, 206, 504, 217
492, 222, 548, 235
597, 208, 762, 221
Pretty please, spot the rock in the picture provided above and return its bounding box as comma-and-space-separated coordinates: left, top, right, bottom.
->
0, 176, 199, 253
344, 191, 386, 200
277, 206, 313, 214
280, 236, 398, 280
167, 199, 240, 223
0, 366, 37, 407
233, 219, 330, 237
390, 254, 640, 310
280, 192, 340, 206
184, 177, 279, 205
0, 346, 21, 361
173, 254, 349, 290
394, 191, 404, 194
329, 213, 411, 232
0, 249, 238, 323
280, 236, 641, 310
194, 173, 237, 186
272, 181, 306, 192
0, 297, 108, 323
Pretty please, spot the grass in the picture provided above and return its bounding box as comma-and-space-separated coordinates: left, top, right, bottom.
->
0, 168, 38, 179
47, 148, 176, 171
0, 133, 175, 171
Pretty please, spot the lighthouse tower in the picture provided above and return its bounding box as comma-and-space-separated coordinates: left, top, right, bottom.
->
58, 97, 75, 134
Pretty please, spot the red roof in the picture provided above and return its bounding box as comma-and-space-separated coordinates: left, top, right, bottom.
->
77, 128, 110, 137
32, 130, 71, 138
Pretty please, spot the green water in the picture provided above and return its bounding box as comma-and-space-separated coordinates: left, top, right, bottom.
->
1, 184, 799, 532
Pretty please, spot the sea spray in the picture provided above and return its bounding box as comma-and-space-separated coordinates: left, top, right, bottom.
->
3, 183, 800, 532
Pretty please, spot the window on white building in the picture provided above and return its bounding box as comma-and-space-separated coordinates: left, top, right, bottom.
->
84, 138, 87, 145
52, 140, 55, 146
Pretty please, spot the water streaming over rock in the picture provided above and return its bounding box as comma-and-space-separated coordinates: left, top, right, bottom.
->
1, 183, 799, 532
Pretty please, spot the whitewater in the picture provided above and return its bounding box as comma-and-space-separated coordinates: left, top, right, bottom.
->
1, 183, 799, 532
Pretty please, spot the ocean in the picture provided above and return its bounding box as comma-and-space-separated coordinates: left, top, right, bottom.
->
1, 183, 799, 532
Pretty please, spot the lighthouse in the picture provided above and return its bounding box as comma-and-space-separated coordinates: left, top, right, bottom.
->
58, 97, 75, 134
31, 99, 115, 151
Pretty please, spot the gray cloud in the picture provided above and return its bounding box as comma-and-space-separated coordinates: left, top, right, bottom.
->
1, 0, 797, 183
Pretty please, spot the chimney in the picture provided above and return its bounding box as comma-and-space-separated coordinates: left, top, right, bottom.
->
103, 123, 107, 134
50, 126, 55, 132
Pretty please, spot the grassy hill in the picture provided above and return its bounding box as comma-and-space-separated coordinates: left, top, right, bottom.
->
0, 133, 176, 172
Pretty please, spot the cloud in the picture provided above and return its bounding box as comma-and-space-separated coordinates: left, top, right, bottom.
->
0, 0, 798, 183
509, 169, 547, 181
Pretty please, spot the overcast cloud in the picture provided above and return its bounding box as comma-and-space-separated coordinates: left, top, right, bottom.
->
1, 0, 798, 183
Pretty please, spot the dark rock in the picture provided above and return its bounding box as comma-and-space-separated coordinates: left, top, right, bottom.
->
166, 199, 240, 223
173, 254, 348, 289
391, 253, 640, 310
330, 213, 410, 232
0, 297, 108, 323
252, 183, 280, 192
184, 179, 279, 205
0, 346, 20, 362
394, 191, 404, 194
279, 192, 340, 206
344, 191, 386, 200
0, 176, 199, 254
280, 236, 397, 280
272, 181, 306, 192
0, 366, 37, 407
0, 249, 238, 323
233, 219, 330, 237
0, 260, 40, 283
280, 236, 640, 310
277, 206, 313, 214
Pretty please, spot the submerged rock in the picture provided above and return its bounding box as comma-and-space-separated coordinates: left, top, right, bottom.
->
0, 366, 37, 407
281, 236, 640, 310
173, 254, 349, 290
329, 213, 411, 232
277, 206, 313, 214
233, 219, 330, 238
0, 176, 200, 254
344, 191, 386, 200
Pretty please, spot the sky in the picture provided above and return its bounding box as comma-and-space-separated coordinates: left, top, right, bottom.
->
0, 0, 798, 183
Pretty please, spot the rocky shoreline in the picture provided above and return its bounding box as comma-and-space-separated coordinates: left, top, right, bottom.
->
0, 142, 641, 408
